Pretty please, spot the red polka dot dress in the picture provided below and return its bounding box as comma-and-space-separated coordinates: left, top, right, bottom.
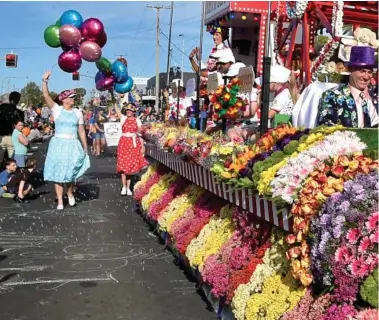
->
117, 117, 148, 175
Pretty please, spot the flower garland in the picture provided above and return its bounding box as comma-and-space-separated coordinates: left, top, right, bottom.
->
244, 272, 307, 320
158, 184, 204, 232
231, 232, 288, 320
287, 155, 378, 286
257, 125, 343, 196
141, 173, 177, 211
286, 1, 308, 19
274, 0, 285, 66
311, 38, 340, 82
332, 0, 344, 37
148, 176, 187, 221
311, 171, 378, 287
270, 130, 367, 204
171, 193, 224, 254
185, 204, 235, 269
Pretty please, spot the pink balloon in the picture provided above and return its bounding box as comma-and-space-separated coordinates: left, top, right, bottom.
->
79, 41, 102, 62
58, 50, 82, 73
81, 18, 104, 41
59, 25, 82, 47
96, 32, 107, 48
96, 75, 114, 91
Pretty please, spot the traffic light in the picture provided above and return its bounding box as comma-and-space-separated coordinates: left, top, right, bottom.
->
72, 72, 80, 81
5, 54, 18, 68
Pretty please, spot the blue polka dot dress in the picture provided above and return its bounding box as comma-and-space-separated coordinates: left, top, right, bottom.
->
44, 106, 90, 183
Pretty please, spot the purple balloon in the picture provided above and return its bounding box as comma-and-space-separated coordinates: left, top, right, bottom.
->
58, 50, 82, 73
59, 25, 82, 47
81, 18, 104, 41
96, 75, 114, 91
95, 71, 106, 83
79, 41, 102, 62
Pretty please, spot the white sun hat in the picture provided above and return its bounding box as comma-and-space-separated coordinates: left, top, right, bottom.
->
255, 65, 291, 86
225, 62, 246, 77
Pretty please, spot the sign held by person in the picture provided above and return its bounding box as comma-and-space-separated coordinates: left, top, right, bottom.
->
104, 122, 122, 147
238, 66, 255, 94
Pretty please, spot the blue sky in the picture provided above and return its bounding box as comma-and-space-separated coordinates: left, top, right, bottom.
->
0, 1, 213, 100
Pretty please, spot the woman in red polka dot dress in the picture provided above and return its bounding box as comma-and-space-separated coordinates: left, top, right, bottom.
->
115, 103, 148, 196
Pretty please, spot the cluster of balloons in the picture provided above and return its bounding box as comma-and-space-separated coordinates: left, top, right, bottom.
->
44, 9, 133, 94
44, 10, 107, 73
95, 56, 134, 94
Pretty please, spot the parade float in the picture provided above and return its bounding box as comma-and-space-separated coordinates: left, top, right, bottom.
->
133, 1, 379, 319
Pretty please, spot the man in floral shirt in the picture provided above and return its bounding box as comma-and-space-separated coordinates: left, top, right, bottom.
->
318, 46, 378, 128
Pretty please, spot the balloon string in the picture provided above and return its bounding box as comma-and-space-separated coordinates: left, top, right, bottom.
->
51, 63, 58, 70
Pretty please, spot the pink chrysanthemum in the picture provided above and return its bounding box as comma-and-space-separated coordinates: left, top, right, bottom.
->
346, 228, 360, 244
369, 230, 379, 244
355, 309, 378, 320
335, 247, 354, 264
350, 257, 369, 277
366, 211, 378, 232
358, 236, 372, 253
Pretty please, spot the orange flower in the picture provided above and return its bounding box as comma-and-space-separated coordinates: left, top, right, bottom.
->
300, 273, 313, 287
338, 155, 350, 167
286, 234, 297, 245
331, 165, 345, 177
209, 94, 217, 103
348, 159, 359, 170
224, 92, 231, 102
213, 102, 222, 111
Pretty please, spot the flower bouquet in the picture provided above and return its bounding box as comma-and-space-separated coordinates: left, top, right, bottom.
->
209, 78, 247, 122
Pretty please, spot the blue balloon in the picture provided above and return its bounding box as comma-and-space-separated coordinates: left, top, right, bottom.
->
111, 61, 128, 84
60, 10, 83, 29
114, 76, 134, 94
95, 71, 106, 83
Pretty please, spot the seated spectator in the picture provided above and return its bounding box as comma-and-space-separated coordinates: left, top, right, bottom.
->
27, 123, 44, 143
12, 121, 29, 167
0, 159, 17, 198
7, 158, 37, 203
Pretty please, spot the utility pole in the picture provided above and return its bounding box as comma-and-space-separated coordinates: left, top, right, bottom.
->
147, 4, 171, 112
179, 34, 185, 83
166, 2, 174, 88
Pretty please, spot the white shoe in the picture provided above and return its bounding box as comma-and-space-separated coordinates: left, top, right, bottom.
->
57, 204, 64, 210
68, 196, 76, 207
126, 189, 132, 196
121, 187, 127, 196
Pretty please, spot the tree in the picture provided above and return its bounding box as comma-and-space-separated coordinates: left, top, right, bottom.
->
20, 82, 43, 106
73, 88, 86, 106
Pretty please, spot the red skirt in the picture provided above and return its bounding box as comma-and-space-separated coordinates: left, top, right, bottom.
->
117, 136, 148, 175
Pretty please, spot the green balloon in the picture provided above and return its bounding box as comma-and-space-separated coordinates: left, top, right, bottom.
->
56, 19, 61, 27
44, 25, 60, 48
96, 57, 112, 75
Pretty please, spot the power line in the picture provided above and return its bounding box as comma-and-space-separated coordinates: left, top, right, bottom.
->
160, 29, 188, 57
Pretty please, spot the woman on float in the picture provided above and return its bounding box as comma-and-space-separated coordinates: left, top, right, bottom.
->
42, 70, 90, 210
189, 26, 231, 85
113, 102, 148, 196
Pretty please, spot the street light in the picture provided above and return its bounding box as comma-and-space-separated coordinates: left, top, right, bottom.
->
179, 34, 184, 84
0, 76, 28, 96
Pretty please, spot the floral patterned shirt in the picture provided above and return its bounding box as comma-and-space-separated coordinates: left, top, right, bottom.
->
318, 83, 378, 128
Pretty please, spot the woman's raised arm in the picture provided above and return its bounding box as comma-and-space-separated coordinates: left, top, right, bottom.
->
42, 71, 56, 109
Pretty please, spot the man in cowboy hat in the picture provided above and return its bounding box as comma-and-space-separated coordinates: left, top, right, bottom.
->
318, 46, 378, 128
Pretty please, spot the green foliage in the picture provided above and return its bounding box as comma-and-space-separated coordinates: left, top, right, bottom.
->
73, 88, 86, 106
360, 268, 378, 308
345, 128, 378, 159
20, 81, 43, 105
283, 140, 299, 155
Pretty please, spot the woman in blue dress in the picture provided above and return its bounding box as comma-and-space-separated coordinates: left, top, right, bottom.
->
42, 70, 90, 210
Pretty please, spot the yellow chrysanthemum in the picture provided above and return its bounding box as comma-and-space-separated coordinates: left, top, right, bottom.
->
244, 272, 306, 320
185, 205, 235, 269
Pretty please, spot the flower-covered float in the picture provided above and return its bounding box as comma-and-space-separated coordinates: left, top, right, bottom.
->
136, 121, 378, 320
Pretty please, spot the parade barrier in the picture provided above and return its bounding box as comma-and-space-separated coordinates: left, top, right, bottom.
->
145, 143, 292, 232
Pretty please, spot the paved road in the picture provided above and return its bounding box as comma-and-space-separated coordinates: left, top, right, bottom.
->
0, 144, 215, 320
